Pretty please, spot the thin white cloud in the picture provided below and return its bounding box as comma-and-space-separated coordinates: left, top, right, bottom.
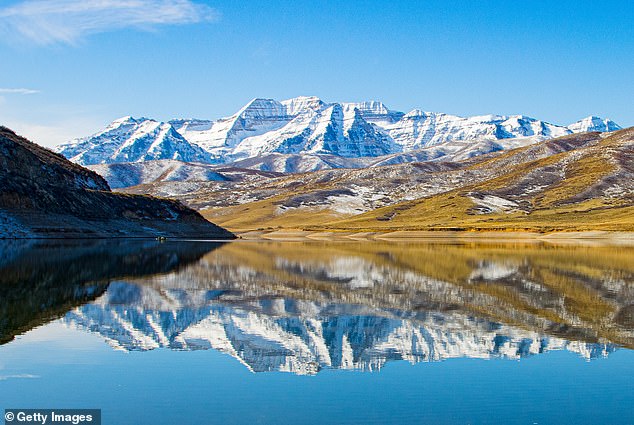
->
0, 374, 40, 381
0, 88, 40, 94
0, 0, 219, 45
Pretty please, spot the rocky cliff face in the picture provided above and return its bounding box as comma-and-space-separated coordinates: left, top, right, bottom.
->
0, 127, 234, 239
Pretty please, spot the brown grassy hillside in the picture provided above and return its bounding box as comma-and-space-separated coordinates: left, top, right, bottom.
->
198, 128, 634, 232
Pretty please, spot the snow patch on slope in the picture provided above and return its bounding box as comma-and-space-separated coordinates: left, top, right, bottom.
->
469, 194, 520, 214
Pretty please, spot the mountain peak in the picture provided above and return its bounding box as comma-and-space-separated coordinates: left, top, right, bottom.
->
56, 117, 212, 166
281, 96, 326, 115
403, 109, 430, 118
239, 97, 283, 111
113, 115, 136, 122
110, 115, 152, 125
103, 116, 155, 133
567, 116, 622, 134
283, 95, 322, 103
342, 100, 390, 114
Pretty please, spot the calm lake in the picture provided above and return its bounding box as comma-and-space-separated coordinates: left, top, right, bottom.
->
1, 239, 634, 424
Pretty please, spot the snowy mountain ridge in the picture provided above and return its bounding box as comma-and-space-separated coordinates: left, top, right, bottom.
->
56, 96, 622, 171
57, 116, 213, 165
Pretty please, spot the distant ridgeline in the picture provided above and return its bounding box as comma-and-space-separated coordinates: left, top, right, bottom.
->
0, 126, 234, 239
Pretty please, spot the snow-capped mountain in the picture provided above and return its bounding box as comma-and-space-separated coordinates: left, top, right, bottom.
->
172, 98, 292, 156
173, 97, 400, 161
567, 116, 621, 133
56, 97, 622, 170
386, 111, 570, 150
56, 116, 213, 165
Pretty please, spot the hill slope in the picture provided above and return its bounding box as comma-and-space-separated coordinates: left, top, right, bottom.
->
0, 127, 235, 239
323, 128, 634, 232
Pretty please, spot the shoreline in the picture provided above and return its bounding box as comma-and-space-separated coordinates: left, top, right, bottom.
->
236, 229, 634, 245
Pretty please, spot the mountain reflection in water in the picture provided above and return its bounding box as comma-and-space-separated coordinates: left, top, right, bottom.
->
0, 239, 223, 344
3, 240, 634, 375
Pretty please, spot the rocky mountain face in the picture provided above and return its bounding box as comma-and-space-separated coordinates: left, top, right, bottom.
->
0, 127, 234, 239
56, 97, 621, 173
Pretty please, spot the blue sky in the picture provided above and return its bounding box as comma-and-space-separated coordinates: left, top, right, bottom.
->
0, 0, 632, 147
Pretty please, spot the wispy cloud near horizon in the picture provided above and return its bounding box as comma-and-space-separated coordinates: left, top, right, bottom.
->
0, 88, 40, 94
0, 374, 40, 381
0, 0, 219, 46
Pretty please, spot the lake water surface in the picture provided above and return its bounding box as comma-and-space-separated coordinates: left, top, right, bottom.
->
1, 239, 634, 424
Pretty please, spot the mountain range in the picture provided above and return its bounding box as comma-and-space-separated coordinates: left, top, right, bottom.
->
48, 97, 633, 233
55, 97, 621, 173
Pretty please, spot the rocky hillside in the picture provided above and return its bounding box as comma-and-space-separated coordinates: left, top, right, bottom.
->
326, 128, 634, 232
87, 159, 283, 189
0, 127, 234, 239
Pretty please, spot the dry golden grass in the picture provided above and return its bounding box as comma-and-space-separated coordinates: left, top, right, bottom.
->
537, 154, 616, 207
321, 199, 634, 233
202, 198, 343, 231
